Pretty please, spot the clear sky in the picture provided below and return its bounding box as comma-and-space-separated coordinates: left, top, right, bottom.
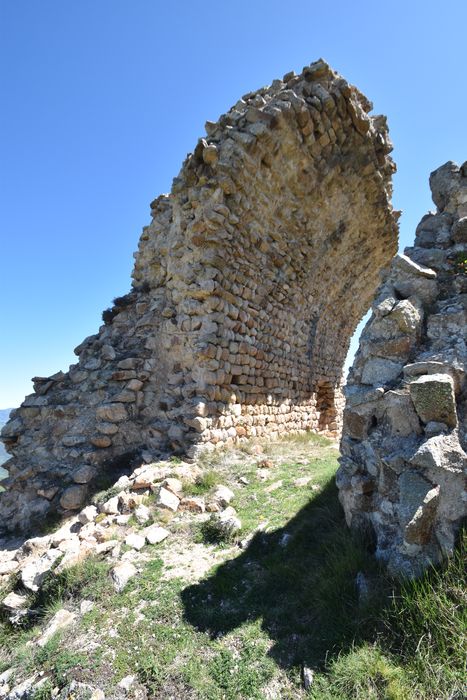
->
0, 0, 466, 409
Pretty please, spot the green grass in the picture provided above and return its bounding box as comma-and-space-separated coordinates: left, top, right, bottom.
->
1, 433, 465, 699
183, 469, 220, 496
34, 633, 91, 686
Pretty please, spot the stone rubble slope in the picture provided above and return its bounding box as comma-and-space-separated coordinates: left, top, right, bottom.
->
0, 58, 398, 534
0, 456, 239, 631
0, 438, 326, 700
338, 161, 467, 576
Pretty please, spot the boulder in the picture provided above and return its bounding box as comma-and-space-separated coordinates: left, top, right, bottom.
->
60, 485, 87, 510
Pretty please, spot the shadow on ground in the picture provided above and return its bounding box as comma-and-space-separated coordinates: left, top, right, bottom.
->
181, 480, 389, 672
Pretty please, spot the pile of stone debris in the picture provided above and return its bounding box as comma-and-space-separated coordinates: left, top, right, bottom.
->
0, 459, 241, 699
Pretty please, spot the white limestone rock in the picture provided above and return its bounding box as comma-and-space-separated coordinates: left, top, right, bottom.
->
37, 608, 77, 647
155, 487, 180, 512
144, 525, 170, 545
110, 561, 138, 592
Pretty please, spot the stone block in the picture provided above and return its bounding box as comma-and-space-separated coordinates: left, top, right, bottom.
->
409, 374, 457, 428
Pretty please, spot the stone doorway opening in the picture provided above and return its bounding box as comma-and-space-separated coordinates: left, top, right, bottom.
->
315, 381, 338, 436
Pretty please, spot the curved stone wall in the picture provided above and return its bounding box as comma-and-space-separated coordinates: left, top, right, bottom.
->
0, 60, 398, 533
338, 161, 467, 576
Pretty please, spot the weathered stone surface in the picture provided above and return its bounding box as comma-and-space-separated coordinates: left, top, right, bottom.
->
60, 485, 87, 510
2, 591, 28, 620
110, 561, 137, 592
179, 496, 205, 513
361, 358, 403, 385
124, 533, 146, 551
73, 465, 96, 484
155, 487, 180, 512
213, 485, 235, 508
95, 404, 127, 423
37, 608, 76, 647
0, 560, 19, 576
21, 549, 63, 591
409, 374, 457, 427
0, 60, 397, 534
340, 161, 467, 576
144, 525, 170, 545
78, 505, 98, 524
404, 485, 440, 545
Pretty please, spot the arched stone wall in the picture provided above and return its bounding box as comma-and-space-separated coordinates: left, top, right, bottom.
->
0, 60, 398, 533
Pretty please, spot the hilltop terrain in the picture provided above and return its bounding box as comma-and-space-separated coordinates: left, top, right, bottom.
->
0, 434, 464, 699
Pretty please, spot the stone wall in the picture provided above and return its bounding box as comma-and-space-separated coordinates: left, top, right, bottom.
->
338, 161, 467, 576
0, 60, 398, 533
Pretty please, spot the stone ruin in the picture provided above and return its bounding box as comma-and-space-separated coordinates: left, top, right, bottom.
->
2, 60, 465, 577
0, 60, 398, 534
338, 161, 467, 576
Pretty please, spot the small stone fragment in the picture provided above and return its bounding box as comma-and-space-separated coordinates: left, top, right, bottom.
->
179, 496, 205, 513
162, 477, 183, 496
100, 495, 121, 515
134, 504, 151, 524
37, 608, 76, 647
302, 666, 314, 690
155, 487, 180, 512
110, 561, 138, 592
118, 675, 136, 692
21, 549, 63, 591
125, 533, 146, 551
78, 505, 98, 525
2, 591, 29, 623
144, 525, 170, 545
213, 485, 234, 508
80, 599, 95, 614
257, 459, 274, 469
73, 465, 96, 484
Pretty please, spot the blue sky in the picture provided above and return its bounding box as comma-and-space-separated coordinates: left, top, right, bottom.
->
0, 0, 466, 409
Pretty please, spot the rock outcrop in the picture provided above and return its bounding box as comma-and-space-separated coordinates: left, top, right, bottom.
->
0, 60, 397, 534
338, 161, 467, 576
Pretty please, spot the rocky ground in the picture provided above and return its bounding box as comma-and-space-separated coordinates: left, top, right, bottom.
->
0, 434, 465, 700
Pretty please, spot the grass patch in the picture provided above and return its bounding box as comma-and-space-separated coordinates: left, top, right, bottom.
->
34, 633, 90, 686
184, 470, 220, 496
0, 557, 112, 675
199, 514, 240, 545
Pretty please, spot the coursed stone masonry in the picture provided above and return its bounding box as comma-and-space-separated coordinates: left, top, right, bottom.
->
0, 60, 398, 533
338, 161, 467, 576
